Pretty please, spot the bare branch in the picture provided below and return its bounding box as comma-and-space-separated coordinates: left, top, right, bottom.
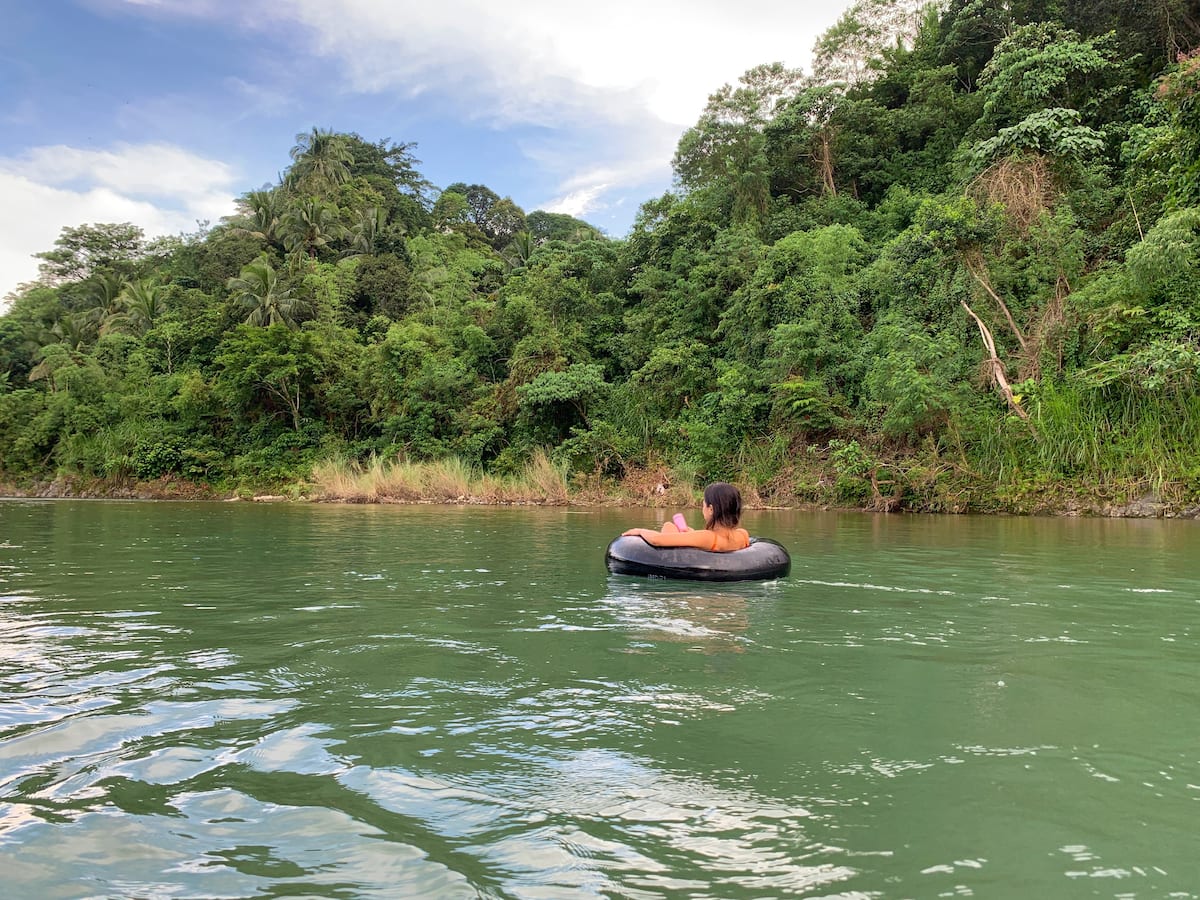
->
965, 254, 1028, 352
961, 299, 1037, 435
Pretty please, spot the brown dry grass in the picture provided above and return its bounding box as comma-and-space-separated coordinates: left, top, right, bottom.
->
310, 452, 570, 505
522, 449, 569, 504
967, 155, 1057, 232
311, 452, 799, 513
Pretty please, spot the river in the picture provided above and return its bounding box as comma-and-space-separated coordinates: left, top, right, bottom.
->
0, 499, 1196, 897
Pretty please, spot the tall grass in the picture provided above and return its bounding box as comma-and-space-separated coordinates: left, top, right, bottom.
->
522, 448, 570, 504
310, 451, 571, 504
964, 380, 1200, 501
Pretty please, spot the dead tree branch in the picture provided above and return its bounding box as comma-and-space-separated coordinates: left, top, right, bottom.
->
961, 299, 1037, 436
965, 254, 1027, 353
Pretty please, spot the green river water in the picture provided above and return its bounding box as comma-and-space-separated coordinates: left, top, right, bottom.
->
0, 499, 1196, 898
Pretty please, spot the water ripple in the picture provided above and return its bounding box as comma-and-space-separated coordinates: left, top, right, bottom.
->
2, 501, 1199, 897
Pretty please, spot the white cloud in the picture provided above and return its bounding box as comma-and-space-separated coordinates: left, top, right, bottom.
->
111, 0, 848, 225
271, 0, 841, 127
538, 150, 676, 221
0, 143, 239, 302
545, 184, 611, 219
520, 114, 681, 220
11, 143, 237, 212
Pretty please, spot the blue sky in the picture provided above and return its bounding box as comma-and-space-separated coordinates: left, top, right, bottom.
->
0, 0, 853, 300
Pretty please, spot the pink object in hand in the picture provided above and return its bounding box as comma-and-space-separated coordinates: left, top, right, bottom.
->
672, 513, 688, 531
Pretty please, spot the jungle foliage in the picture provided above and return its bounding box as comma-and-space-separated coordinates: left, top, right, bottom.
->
4, 2, 1200, 511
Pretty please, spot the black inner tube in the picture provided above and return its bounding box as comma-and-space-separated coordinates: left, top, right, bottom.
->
605, 535, 791, 582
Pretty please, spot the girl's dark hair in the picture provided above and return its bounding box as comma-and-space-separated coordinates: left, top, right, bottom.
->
703, 482, 742, 528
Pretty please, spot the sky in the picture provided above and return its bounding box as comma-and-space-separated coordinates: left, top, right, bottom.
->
0, 0, 854, 302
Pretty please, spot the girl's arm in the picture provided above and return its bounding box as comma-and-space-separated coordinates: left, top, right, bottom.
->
622, 527, 714, 549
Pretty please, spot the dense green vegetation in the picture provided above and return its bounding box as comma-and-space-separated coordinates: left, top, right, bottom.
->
4, 1, 1200, 512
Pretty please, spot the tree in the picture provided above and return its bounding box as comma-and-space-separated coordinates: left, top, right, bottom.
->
445, 183, 501, 229
673, 63, 805, 228
232, 189, 285, 248
280, 199, 345, 260
720, 224, 867, 364
442, 183, 528, 248
517, 363, 609, 443
352, 253, 416, 321
942, 22, 1126, 227
526, 211, 603, 243
348, 205, 392, 257
214, 324, 323, 431
502, 230, 537, 271
342, 134, 433, 203
432, 189, 471, 229
1154, 50, 1200, 209
46, 315, 96, 354
1059, 0, 1200, 76
35, 223, 147, 285
115, 278, 169, 336
80, 272, 126, 334
972, 23, 1126, 132
28, 341, 84, 392
811, 0, 930, 87
405, 232, 496, 325
486, 197, 527, 250
933, 0, 1016, 90
766, 84, 846, 199
967, 107, 1105, 174
227, 255, 309, 328
366, 319, 486, 458
288, 127, 352, 192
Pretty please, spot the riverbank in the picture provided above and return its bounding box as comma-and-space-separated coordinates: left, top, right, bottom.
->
3, 467, 1199, 519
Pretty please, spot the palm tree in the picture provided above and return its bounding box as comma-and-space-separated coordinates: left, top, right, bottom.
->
27, 345, 76, 392
288, 128, 352, 192
233, 188, 284, 248
347, 205, 395, 256
28, 313, 94, 389
502, 230, 537, 271
280, 199, 345, 260
227, 256, 309, 328
81, 272, 126, 333
118, 278, 169, 336
49, 312, 96, 352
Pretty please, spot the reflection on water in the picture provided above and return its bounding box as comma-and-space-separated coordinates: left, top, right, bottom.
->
0, 500, 1198, 898
602, 577, 767, 653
